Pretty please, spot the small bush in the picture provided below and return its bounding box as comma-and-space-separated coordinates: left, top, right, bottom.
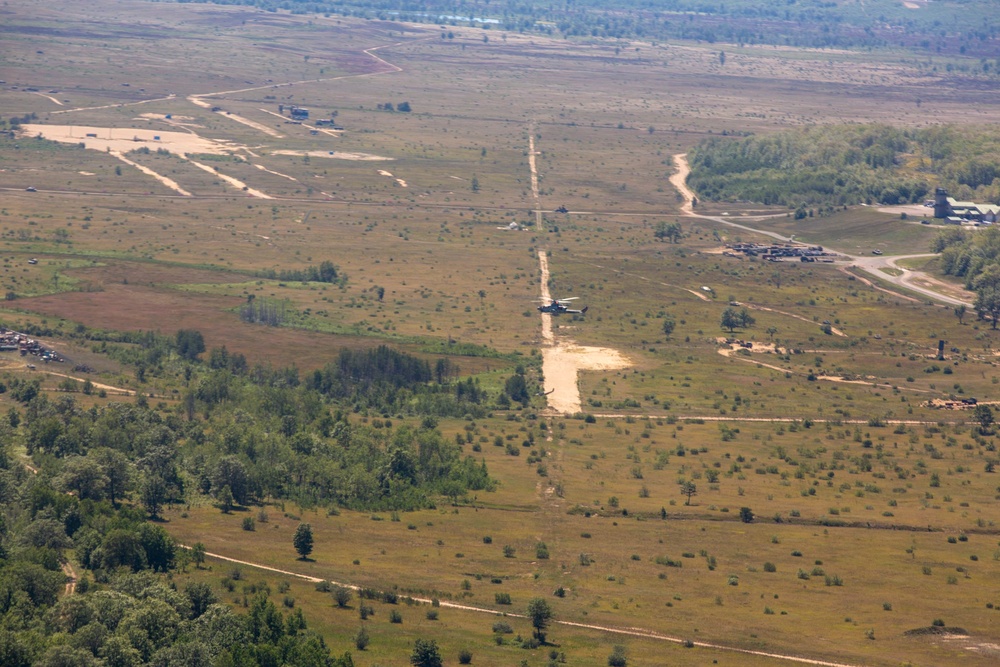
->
242, 517, 255, 531
763, 562, 777, 573
426, 609, 439, 621
458, 649, 473, 665
389, 610, 402, 623
495, 593, 512, 605
493, 621, 514, 634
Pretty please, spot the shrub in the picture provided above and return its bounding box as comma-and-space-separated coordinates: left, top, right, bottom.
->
495, 593, 512, 605
242, 517, 256, 531
493, 621, 514, 634
608, 645, 628, 667
333, 586, 352, 608
389, 610, 402, 623
458, 649, 473, 665
426, 609, 439, 620
354, 626, 369, 651
763, 562, 777, 573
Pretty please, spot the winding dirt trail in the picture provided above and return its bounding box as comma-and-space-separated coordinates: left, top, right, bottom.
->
671, 153, 970, 308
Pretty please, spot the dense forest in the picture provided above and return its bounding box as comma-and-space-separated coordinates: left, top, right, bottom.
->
0, 324, 526, 662
172, 0, 1000, 59
686, 124, 1000, 209
0, 435, 356, 666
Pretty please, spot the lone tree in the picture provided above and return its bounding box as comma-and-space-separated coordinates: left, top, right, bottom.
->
740, 507, 755, 523
293, 523, 314, 560
680, 480, 697, 506
527, 597, 553, 643
410, 638, 442, 667
662, 314, 676, 338
974, 404, 994, 434
954, 304, 967, 324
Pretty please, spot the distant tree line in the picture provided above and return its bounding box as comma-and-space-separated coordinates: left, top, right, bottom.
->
934, 226, 1000, 328
688, 124, 1000, 208
240, 296, 288, 326
177, 0, 1000, 59
253, 261, 341, 284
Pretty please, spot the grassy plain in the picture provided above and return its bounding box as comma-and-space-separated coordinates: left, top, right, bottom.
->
4, 0, 1000, 665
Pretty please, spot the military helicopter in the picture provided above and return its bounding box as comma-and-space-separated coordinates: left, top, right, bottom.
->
537, 297, 588, 315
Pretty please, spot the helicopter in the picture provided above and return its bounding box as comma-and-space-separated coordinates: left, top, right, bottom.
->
537, 297, 588, 315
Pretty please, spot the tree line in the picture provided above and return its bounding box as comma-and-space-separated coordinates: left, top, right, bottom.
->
934, 226, 1000, 328
175, 0, 1000, 58
687, 123, 1000, 208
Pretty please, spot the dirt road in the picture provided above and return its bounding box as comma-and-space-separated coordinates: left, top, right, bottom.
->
670, 154, 970, 308
182, 544, 861, 667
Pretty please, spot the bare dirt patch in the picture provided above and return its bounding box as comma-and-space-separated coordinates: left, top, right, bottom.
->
271, 149, 392, 161
22, 124, 239, 155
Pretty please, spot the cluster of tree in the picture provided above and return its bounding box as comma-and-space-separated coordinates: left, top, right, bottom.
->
178, 0, 1000, 58
688, 124, 1000, 208
653, 221, 682, 243
720, 307, 755, 333
14, 346, 497, 512
932, 226, 1000, 327
253, 261, 340, 284
0, 439, 352, 667
376, 101, 411, 112
304, 345, 520, 418
239, 296, 288, 327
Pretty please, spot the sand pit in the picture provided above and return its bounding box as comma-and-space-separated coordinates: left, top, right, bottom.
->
542, 343, 631, 414
272, 149, 392, 161
22, 124, 239, 155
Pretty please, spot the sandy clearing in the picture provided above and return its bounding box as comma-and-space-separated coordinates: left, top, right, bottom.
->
78, 171, 95, 176
187, 159, 272, 198
543, 342, 631, 413
396, 179, 408, 187
377, 169, 393, 176
109, 150, 192, 196
22, 123, 238, 155
271, 149, 392, 161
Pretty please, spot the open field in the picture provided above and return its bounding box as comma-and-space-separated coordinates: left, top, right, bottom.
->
4, 1, 1000, 665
